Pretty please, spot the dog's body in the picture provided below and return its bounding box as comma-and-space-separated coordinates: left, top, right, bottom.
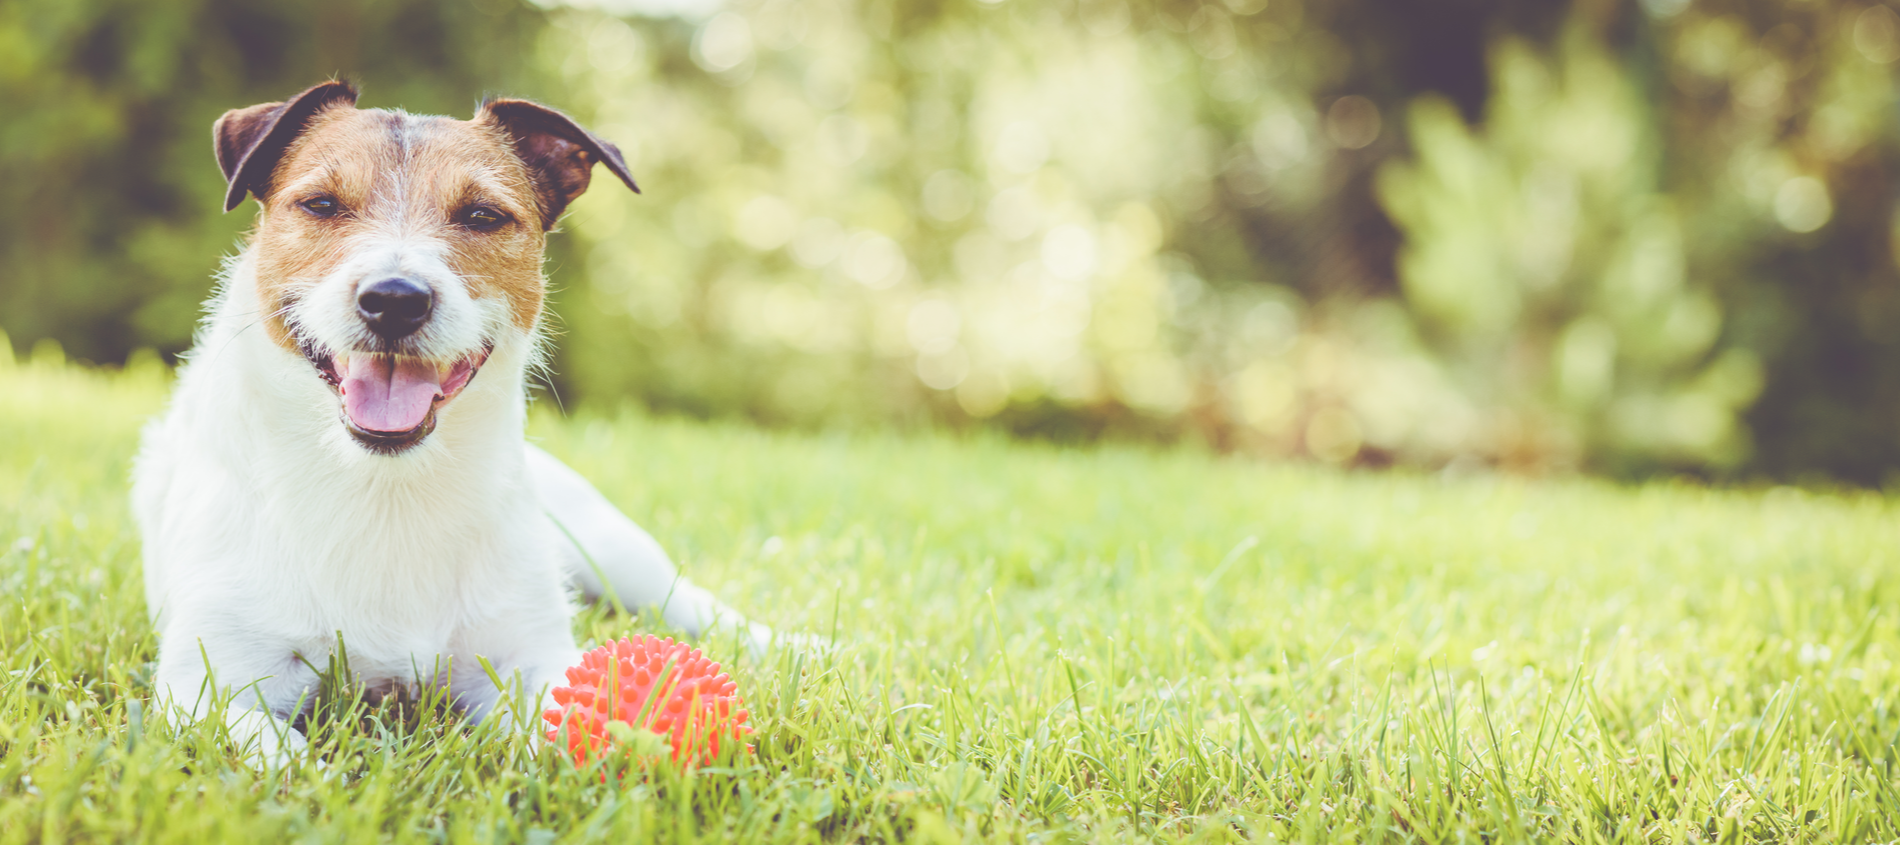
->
133, 82, 764, 760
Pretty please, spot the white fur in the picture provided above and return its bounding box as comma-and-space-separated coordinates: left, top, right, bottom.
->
134, 249, 769, 765
287, 234, 498, 366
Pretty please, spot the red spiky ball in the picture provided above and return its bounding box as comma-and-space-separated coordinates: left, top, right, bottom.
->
542, 635, 752, 767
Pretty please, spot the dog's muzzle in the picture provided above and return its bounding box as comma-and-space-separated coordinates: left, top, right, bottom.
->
299, 339, 491, 455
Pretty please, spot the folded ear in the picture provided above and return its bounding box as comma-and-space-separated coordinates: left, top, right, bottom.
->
481, 98, 639, 230
214, 80, 359, 212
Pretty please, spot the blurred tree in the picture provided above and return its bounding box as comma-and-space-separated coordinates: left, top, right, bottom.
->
1649, 0, 1900, 484
8, 0, 1900, 483
1380, 20, 1763, 472
0, 0, 552, 364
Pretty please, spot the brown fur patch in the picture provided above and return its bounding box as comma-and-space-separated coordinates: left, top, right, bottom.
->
248, 105, 548, 351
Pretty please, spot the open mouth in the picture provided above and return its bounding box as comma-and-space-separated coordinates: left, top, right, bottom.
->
301, 339, 491, 454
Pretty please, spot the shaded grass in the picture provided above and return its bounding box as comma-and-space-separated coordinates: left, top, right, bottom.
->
3, 344, 1900, 842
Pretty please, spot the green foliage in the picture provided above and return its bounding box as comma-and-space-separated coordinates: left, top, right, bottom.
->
543, 0, 1519, 467
8, 357, 1900, 840
0, 0, 551, 363
1379, 26, 1764, 472
8, 0, 1900, 480
1655, 1, 1900, 483
543, 0, 1229, 432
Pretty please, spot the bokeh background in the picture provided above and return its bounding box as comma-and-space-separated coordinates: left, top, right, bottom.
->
7, 0, 1900, 482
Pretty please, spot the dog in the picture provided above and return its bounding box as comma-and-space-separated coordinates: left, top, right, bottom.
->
133, 81, 773, 763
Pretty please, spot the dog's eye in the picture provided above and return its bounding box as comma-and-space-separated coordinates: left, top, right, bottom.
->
458, 206, 509, 230
300, 196, 342, 217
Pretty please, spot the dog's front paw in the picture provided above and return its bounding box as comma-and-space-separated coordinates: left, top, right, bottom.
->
742, 624, 832, 659
226, 709, 310, 771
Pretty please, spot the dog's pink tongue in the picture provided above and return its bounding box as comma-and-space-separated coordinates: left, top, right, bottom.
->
339, 356, 441, 433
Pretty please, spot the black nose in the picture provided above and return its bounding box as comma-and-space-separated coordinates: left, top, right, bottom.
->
356, 278, 433, 340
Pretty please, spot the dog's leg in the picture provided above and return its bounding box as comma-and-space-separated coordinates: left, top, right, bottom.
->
448, 638, 582, 740
525, 444, 781, 651
152, 623, 318, 768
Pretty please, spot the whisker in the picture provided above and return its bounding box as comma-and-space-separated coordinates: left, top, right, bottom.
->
203, 287, 315, 369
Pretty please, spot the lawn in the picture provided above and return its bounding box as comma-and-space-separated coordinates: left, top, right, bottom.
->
3, 342, 1899, 843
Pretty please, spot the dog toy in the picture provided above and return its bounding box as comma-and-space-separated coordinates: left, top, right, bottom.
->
542, 635, 752, 767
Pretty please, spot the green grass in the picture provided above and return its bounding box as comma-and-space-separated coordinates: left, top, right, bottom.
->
4, 345, 1900, 843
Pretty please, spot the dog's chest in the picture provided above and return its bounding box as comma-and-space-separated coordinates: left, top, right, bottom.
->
277, 563, 536, 697
235, 471, 559, 664
287, 522, 550, 634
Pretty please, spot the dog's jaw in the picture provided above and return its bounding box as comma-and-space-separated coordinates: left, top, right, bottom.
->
297, 339, 493, 455
181, 256, 536, 473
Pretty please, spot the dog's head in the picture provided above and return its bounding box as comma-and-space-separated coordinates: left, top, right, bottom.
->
214, 81, 637, 455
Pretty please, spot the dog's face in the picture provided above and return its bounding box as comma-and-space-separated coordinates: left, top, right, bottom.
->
214, 82, 637, 454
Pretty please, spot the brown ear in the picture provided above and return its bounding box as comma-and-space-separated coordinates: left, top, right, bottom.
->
214, 80, 359, 212
481, 98, 639, 230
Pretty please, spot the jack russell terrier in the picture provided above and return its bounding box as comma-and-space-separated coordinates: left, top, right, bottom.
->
133, 81, 774, 762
